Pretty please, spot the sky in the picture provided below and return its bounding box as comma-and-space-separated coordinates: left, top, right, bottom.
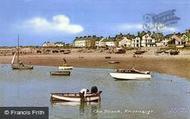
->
0, 0, 189, 46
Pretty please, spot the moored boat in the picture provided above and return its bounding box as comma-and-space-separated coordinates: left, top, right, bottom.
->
12, 63, 33, 70
58, 64, 73, 70
134, 50, 146, 55
58, 58, 73, 70
107, 60, 120, 64
50, 70, 70, 76
50, 91, 102, 102
11, 35, 33, 70
110, 68, 151, 80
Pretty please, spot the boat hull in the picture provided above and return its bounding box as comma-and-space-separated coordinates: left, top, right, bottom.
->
110, 73, 151, 80
58, 66, 73, 70
50, 71, 70, 76
12, 64, 33, 70
50, 92, 102, 102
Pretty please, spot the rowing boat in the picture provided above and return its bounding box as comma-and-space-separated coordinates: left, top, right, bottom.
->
50, 91, 102, 102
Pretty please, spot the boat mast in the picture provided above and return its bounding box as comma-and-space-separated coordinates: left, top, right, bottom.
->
17, 35, 20, 63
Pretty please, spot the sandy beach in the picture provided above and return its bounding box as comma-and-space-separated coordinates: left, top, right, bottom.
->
0, 49, 190, 79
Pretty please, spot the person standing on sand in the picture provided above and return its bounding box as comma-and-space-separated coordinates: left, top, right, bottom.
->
63, 58, 67, 64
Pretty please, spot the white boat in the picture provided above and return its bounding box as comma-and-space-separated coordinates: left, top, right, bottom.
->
58, 59, 73, 70
51, 101, 99, 106
110, 69, 151, 80
50, 91, 102, 102
58, 65, 73, 70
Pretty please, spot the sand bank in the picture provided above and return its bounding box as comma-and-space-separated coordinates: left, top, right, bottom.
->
0, 52, 190, 79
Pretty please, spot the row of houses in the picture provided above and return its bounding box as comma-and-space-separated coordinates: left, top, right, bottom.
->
73, 32, 190, 48
73, 34, 156, 48
42, 41, 66, 47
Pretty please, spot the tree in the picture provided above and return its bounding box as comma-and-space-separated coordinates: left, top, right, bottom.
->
152, 32, 164, 42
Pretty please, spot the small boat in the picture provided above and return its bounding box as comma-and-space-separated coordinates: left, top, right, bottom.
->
11, 35, 33, 70
58, 64, 73, 70
134, 50, 146, 55
107, 60, 120, 64
58, 58, 73, 70
110, 68, 151, 80
114, 48, 126, 54
51, 101, 100, 106
50, 91, 102, 102
105, 56, 111, 59
50, 70, 70, 76
12, 63, 33, 70
170, 50, 179, 55
63, 50, 71, 54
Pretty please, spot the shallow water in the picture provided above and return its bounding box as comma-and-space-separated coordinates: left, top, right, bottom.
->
0, 64, 190, 119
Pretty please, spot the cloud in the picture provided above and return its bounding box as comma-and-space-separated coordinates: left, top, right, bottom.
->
21, 15, 84, 34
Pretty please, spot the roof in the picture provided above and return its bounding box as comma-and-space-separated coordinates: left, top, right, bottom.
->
101, 38, 115, 42
171, 34, 182, 42
74, 36, 102, 42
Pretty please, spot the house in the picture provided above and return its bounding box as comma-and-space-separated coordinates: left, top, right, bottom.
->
104, 37, 116, 47
86, 39, 96, 48
97, 37, 116, 47
42, 41, 65, 47
118, 37, 131, 47
42, 42, 55, 47
160, 38, 170, 46
181, 34, 190, 44
131, 37, 141, 47
73, 38, 86, 48
86, 36, 102, 48
141, 34, 156, 47
169, 34, 185, 45
54, 42, 65, 47
96, 38, 105, 47
73, 36, 102, 48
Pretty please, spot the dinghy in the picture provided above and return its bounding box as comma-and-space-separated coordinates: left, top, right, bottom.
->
58, 64, 73, 70
58, 58, 73, 70
50, 91, 102, 102
50, 70, 71, 76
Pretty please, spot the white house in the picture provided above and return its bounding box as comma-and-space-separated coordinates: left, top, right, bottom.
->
118, 37, 131, 47
160, 38, 170, 46
170, 34, 185, 45
105, 41, 116, 47
96, 38, 106, 47
141, 34, 156, 47
131, 37, 141, 47
73, 39, 86, 47
42, 42, 55, 47
97, 38, 116, 47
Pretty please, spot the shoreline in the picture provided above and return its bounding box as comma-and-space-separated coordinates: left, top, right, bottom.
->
0, 53, 190, 79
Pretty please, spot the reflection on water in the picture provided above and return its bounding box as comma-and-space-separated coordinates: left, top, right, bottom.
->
0, 64, 190, 119
51, 101, 101, 119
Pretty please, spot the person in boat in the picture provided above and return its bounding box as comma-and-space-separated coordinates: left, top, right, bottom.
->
91, 86, 98, 94
80, 88, 89, 97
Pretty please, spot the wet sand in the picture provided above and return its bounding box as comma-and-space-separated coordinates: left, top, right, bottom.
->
0, 52, 190, 79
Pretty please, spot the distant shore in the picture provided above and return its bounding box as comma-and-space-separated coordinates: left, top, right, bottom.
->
0, 50, 190, 79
